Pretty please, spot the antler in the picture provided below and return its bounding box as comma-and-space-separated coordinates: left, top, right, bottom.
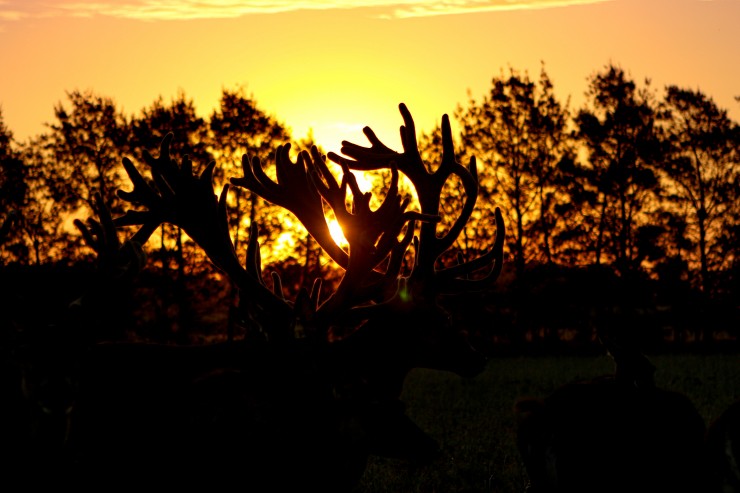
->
114, 134, 294, 333
74, 192, 148, 282
329, 103, 505, 298
231, 143, 438, 334
300, 145, 437, 317
231, 144, 349, 269
114, 134, 439, 342
231, 144, 438, 301
63, 108, 505, 484
112, 102, 504, 346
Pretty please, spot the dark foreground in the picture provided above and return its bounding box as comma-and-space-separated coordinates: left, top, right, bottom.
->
354, 353, 739, 493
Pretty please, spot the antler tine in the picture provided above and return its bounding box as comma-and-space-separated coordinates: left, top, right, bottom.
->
74, 192, 148, 281
306, 147, 436, 319
231, 144, 349, 270
245, 221, 264, 282
357, 216, 418, 303
116, 134, 293, 327
435, 207, 506, 293
330, 103, 429, 186
419, 118, 505, 294
412, 113, 480, 273
75, 192, 121, 256
310, 278, 322, 306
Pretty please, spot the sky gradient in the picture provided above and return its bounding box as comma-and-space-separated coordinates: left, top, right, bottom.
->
1, 0, 739, 155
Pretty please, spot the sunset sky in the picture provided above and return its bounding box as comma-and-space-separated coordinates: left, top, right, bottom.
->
1, 0, 739, 156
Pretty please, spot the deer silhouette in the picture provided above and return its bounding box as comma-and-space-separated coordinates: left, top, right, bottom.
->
515, 335, 706, 493
11, 104, 505, 491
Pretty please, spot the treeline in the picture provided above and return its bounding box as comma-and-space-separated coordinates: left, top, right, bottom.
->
0, 86, 332, 340
422, 64, 739, 350
420, 65, 739, 295
0, 86, 311, 269
1, 63, 739, 346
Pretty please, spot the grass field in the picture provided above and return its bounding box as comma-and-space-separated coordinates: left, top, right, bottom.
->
353, 353, 739, 493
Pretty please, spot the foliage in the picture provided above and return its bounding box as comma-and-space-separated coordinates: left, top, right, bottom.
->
6, 94, 134, 265
657, 86, 740, 294
454, 65, 573, 275
11, 90, 133, 265
0, 109, 24, 216
0, 108, 28, 263
131, 91, 212, 166
3, 64, 740, 340
570, 64, 662, 273
38, 90, 132, 219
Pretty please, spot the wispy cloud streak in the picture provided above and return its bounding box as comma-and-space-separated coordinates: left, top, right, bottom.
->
388, 0, 613, 19
0, 0, 612, 22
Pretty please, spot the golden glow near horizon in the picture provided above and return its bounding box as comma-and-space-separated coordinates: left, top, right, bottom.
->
1, 0, 739, 155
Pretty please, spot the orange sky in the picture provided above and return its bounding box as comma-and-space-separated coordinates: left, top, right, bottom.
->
1, 0, 739, 156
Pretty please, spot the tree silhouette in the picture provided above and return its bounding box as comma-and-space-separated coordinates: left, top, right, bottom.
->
14, 143, 67, 265
38, 90, 131, 219
132, 91, 212, 166
573, 64, 661, 274
455, 65, 572, 275
11, 91, 131, 264
657, 86, 740, 294
0, 108, 26, 263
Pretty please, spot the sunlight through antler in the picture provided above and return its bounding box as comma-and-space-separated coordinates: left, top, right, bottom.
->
328, 217, 348, 248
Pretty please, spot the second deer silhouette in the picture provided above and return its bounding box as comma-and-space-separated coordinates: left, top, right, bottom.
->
515, 335, 707, 493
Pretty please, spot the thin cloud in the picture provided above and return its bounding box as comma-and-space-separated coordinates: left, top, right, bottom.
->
0, 0, 612, 22
0, 2, 41, 22
387, 0, 614, 19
